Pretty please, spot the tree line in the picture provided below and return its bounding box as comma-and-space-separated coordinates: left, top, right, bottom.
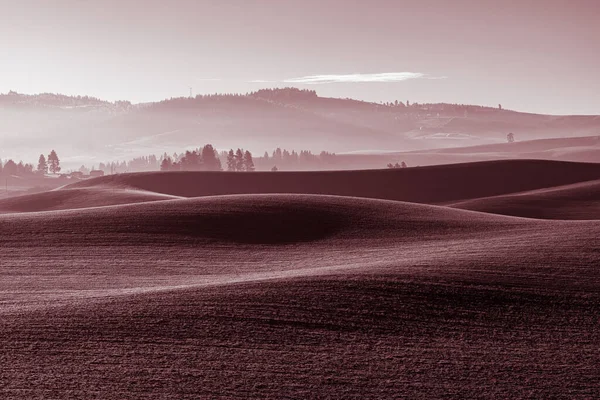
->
0, 150, 60, 177
159, 144, 254, 172
1, 145, 340, 178
224, 149, 255, 171
160, 144, 222, 171
387, 162, 407, 169
254, 148, 336, 170
91, 147, 337, 174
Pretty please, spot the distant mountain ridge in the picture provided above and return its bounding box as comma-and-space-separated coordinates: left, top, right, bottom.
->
1, 88, 599, 168
2, 87, 595, 117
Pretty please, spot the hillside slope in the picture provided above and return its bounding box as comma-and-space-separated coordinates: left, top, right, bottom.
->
334, 136, 600, 170
65, 160, 600, 205
1, 194, 599, 398
0, 188, 180, 213
449, 179, 600, 219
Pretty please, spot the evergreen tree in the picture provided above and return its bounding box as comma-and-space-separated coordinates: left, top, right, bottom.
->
274, 148, 283, 162
17, 162, 25, 175
201, 144, 221, 171
180, 150, 200, 170
47, 150, 61, 174
234, 149, 244, 171
226, 149, 236, 171
3, 159, 17, 176
243, 150, 255, 172
37, 154, 47, 174
160, 157, 172, 171
214, 149, 223, 171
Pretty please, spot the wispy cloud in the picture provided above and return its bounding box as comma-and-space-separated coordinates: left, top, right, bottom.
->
194, 78, 221, 82
282, 72, 428, 84
249, 79, 278, 83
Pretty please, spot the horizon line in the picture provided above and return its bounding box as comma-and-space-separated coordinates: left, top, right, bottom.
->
0, 88, 596, 117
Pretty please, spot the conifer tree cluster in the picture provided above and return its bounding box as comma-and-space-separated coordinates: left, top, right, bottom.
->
225, 149, 255, 172
0, 150, 61, 177
0, 159, 34, 176
34, 150, 61, 175
160, 144, 223, 171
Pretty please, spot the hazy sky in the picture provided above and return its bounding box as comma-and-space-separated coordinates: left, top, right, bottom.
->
1, 0, 598, 114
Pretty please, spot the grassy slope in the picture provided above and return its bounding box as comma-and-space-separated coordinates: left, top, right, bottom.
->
1, 194, 599, 398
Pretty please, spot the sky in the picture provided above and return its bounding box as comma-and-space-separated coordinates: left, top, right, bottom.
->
0, 0, 598, 115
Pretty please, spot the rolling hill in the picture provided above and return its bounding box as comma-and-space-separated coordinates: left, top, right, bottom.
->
2, 159, 598, 215
336, 135, 600, 169
402, 135, 600, 164
2, 159, 600, 397
0, 187, 180, 214
1, 192, 599, 398
449, 179, 600, 219
64, 160, 600, 205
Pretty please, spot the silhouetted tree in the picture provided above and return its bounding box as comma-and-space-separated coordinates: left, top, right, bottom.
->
507, 132, 515, 143
201, 144, 221, 171
180, 150, 201, 170
227, 149, 236, 171
235, 149, 244, 171
214, 149, 223, 171
387, 163, 394, 168
394, 162, 401, 168
160, 157, 173, 171
243, 150, 255, 172
16, 162, 27, 175
3, 159, 17, 176
47, 150, 61, 174
249, 87, 317, 101
271, 166, 278, 172
401, 161, 407, 168
290, 150, 299, 163
37, 154, 47, 175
